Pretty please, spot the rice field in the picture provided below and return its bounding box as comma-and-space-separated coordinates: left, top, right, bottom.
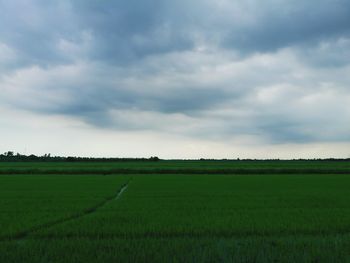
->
1, 161, 350, 262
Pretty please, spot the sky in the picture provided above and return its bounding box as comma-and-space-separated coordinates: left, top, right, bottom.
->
1, 0, 350, 159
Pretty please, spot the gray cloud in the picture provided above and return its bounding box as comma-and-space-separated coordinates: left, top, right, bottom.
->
2, 0, 350, 66
0, 0, 350, 149
222, 0, 350, 52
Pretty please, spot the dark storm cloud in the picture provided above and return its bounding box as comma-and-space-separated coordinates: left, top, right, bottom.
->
1, 0, 350, 65
222, 0, 350, 52
1, 0, 350, 145
34, 82, 230, 127
70, 0, 185, 63
0, 1, 78, 67
0, 0, 194, 66
70, 0, 350, 60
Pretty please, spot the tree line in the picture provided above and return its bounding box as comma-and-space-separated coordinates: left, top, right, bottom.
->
0, 151, 160, 162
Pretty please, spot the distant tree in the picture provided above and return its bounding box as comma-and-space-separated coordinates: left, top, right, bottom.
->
5, 151, 14, 157
149, 156, 160, 161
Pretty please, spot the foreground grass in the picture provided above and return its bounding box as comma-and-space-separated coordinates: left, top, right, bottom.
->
1, 172, 350, 262
1, 235, 350, 263
33, 175, 350, 238
0, 175, 129, 238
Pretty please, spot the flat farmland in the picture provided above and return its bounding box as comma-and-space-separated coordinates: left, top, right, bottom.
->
1, 161, 350, 262
0, 160, 350, 175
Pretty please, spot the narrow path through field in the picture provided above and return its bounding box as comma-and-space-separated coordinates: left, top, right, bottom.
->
0, 178, 132, 242
116, 183, 129, 200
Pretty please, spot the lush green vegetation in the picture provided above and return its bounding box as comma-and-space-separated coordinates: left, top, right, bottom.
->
0, 175, 129, 239
1, 161, 350, 262
0, 160, 350, 175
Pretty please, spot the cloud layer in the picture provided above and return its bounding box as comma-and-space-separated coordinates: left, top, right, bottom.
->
1, 0, 349, 157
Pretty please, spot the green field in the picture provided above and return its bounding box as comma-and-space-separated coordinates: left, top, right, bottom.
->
1, 160, 350, 174
1, 161, 350, 262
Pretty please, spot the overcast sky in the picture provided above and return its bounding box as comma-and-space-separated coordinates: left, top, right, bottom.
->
1, 0, 350, 159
